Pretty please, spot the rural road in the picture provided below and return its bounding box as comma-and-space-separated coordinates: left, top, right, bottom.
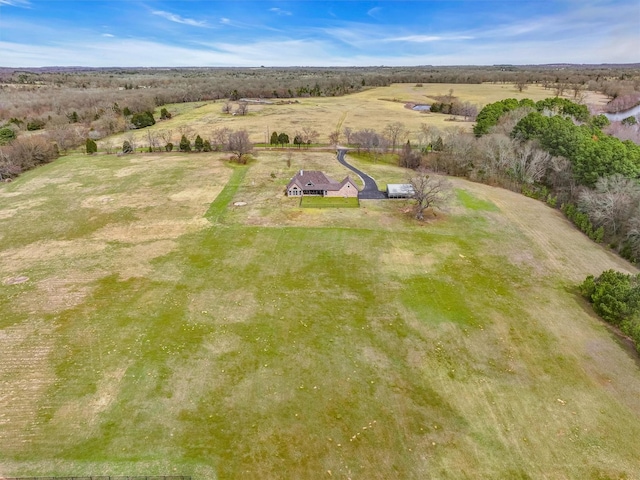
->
336, 148, 387, 199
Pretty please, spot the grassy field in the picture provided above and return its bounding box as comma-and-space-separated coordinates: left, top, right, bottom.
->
300, 196, 360, 208
102, 83, 604, 150
2, 148, 640, 479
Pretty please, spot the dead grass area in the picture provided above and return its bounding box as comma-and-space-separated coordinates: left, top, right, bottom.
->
0, 320, 58, 455
0, 154, 231, 318
104, 83, 581, 149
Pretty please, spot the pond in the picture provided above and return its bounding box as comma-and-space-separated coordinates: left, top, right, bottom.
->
603, 104, 640, 122
412, 104, 431, 111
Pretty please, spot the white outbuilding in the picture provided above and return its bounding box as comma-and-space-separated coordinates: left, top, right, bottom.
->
386, 184, 415, 199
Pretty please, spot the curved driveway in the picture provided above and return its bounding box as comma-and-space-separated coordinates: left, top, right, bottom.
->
336, 148, 387, 199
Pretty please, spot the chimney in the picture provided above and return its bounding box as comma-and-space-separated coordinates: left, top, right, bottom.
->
300, 169, 303, 176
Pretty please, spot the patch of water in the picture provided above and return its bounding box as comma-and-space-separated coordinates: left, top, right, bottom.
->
603, 104, 640, 122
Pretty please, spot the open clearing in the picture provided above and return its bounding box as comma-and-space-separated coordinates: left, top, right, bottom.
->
3, 122, 640, 477
102, 83, 594, 149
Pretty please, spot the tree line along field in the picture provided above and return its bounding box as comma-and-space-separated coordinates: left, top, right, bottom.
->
1, 144, 640, 479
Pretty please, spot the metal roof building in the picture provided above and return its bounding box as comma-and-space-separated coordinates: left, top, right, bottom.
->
386, 184, 415, 199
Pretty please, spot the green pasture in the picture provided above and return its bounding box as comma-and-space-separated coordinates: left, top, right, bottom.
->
300, 196, 360, 208
1, 151, 640, 479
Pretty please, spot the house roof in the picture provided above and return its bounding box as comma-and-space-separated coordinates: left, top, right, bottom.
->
287, 170, 357, 191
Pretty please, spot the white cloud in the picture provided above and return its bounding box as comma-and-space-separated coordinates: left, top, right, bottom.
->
152, 10, 208, 28
0, 0, 30, 6
269, 8, 292, 16
367, 7, 382, 19
102, 33, 115, 38
386, 35, 473, 43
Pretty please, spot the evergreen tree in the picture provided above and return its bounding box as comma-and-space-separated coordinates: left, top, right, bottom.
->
179, 135, 191, 152
67, 111, 79, 123
278, 132, 290, 147
270, 131, 279, 145
85, 138, 97, 154
131, 111, 156, 129
122, 140, 133, 154
194, 135, 204, 152
160, 107, 172, 120
203, 140, 212, 152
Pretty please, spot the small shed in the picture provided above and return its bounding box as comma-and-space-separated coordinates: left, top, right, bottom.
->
386, 184, 415, 199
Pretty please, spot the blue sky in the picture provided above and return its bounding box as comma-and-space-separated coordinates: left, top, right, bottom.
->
0, 0, 638, 67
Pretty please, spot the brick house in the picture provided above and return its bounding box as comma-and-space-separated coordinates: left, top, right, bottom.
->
286, 170, 358, 198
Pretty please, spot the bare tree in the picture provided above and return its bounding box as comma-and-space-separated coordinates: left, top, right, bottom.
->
383, 121, 407, 152
227, 130, 253, 164
351, 128, 383, 153
222, 102, 232, 114
212, 127, 231, 150
343, 126, 353, 145
490, 106, 536, 136
102, 139, 116, 154
515, 75, 529, 93
301, 126, 319, 146
476, 133, 515, 183
236, 102, 249, 116
47, 123, 86, 153
159, 129, 174, 148
399, 140, 422, 169
579, 174, 640, 235
409, 169, 452, 220
419, 124, 441, 149
328, 130, 340, 146
123, 132, 137, 152
511, 141, 552, 185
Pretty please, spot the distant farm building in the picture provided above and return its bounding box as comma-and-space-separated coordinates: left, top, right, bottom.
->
386, 184, 415, 199
287, 170, 358, 198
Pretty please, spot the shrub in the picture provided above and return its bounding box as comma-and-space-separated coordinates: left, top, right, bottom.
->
27, 118, 46, 131
581, 270, 640, 352
122, 140, 133, 154
165, 142, 174, 152
0, 127, 17, 145
85, 138, 97, 154
131, 111, 156, 129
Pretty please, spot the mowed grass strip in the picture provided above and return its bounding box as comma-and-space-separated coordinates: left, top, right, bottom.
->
300, 196, 360, 208
204, 164, 249, 223
1, 148, 640, 479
